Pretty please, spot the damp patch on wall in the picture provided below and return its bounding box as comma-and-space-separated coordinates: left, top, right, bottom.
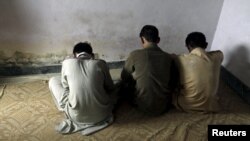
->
0, 51, 67, 67
0, 61, 124, 76
0, 50, 125, 76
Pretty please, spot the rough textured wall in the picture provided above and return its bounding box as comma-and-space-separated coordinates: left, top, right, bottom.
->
211, 0, 250, 87
0, 0, 223, 67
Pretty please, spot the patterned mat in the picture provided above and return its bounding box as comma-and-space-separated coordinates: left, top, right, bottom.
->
0, 80, 250, 141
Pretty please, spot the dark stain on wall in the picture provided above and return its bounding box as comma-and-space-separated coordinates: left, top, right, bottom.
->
0, 49, 124, 76
0, 60, 124, 76
0, 51, 66, 67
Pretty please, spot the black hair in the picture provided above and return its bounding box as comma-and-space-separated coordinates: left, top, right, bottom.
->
185, 32, 208, 49
139, 25, 159, 43
73, 42, 93, 56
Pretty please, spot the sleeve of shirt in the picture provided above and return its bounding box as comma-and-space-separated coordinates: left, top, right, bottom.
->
61, 61, 69, 90
168, 54, 181, 93
211, 50, 224, 63
121, 52, 135, 81
218, 50, 224, 62
169, 58, 179, 91
99, 60, 115, 92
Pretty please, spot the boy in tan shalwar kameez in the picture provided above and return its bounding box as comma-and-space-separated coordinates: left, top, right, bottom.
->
173, 32, 223, 113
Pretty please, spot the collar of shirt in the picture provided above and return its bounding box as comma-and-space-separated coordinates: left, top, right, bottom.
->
190, 47, 209, 60
190, 47, 206, 56
77, 52, 92, 59
144, 44, 160, 50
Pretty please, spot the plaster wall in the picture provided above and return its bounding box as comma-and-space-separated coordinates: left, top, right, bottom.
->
211, 0, 250, 87
0, 0, 223, 66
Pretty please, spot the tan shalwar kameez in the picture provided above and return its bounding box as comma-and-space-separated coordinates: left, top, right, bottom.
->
173, 47, 223, 113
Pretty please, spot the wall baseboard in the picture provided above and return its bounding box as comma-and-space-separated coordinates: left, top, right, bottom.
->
0, 61, 125, 76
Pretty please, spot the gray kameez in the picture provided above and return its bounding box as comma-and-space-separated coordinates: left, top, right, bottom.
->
49, 55, 115, 135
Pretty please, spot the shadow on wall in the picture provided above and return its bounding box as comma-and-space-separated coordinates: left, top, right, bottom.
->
225, 44, 250, 86
223, 44, 250, 104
